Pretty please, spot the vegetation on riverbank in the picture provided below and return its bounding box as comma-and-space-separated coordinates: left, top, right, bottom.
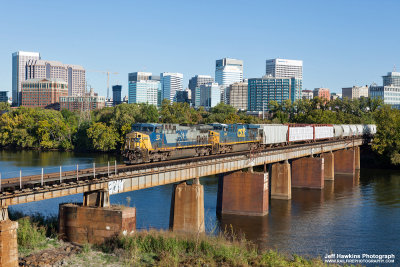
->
1, 96, 399, 165
94, 230, 336, 267
10, 210, 338, 266
8, 210, 59, 256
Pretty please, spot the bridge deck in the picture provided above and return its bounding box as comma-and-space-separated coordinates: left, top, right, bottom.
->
0, 138, 363, 207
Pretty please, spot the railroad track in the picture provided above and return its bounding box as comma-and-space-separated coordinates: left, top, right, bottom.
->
0, 138, 363, 193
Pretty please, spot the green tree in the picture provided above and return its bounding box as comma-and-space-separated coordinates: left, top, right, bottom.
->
0, 102, 10, 113
87, 122, 118, 151
372, 105, 400, 165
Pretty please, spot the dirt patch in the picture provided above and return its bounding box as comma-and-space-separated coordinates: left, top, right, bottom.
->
19, 242, 81, 267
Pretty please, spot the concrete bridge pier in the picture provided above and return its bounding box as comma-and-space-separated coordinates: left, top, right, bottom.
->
322, 152, 335, 180
59, 189, 136, 245
270, 161, 292, 200
170, 178, 205, 233
0, 207, 18, 267
355, 146, 361, 170
292, 157, 324, 189
217, 171, 268, 216
334, 148, 355, 174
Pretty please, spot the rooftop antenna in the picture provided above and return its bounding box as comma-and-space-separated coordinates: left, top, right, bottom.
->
394, 64, 396, 72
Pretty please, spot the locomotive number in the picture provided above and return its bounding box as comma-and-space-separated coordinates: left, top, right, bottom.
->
237, 128, 246, 137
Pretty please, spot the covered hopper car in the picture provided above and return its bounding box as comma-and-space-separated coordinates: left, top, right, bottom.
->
122, 123, 376, 164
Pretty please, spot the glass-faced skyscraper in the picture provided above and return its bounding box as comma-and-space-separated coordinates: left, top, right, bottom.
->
112, 85, 122, 106
215, 58, 243, 103
128, 80, 160, 106
12, 51, 40, 106
383, 72, 400, 87
160, 72, 183, 102
248, 76, 301, 111
215, 58, 243, 86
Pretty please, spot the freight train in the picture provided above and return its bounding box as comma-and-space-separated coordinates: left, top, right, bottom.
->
122, 123, 376, 164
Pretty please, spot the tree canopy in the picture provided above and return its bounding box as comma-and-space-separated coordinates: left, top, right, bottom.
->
0, 97, 397, 166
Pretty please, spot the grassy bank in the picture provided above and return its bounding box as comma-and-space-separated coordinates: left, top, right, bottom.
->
91, 231, 333, 267
8, 210, 59, 256
9, 211, 343, 266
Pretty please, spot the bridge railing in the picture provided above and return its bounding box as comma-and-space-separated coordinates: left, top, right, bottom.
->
0, 160, 119, 192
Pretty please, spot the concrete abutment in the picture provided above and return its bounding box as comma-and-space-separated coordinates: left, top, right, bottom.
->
59, 189, 136, 245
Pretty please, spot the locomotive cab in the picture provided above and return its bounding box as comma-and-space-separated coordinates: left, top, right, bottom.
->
208, 130, 220, 144
125, 132, 153, 151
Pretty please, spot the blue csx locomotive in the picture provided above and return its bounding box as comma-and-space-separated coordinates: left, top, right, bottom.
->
122, 123, 260, 164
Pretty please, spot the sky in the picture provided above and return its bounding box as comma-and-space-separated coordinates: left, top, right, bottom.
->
0, 0, 399, 98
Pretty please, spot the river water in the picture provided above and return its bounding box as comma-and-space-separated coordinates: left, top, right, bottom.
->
1, 150, 399, 259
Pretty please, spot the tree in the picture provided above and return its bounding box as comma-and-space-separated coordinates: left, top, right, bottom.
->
372, 105, 400, 165
87, 122, 119, 152
0, 102, 10, 113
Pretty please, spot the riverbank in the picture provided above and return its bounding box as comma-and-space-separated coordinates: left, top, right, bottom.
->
13, 212, 340, 266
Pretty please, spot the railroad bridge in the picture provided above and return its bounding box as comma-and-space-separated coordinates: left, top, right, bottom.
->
0, 138, 363, 266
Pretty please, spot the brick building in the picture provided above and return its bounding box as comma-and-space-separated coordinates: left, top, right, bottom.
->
313, 88, 330, 101
21, 78, 68, 108
60, 88, 105, 112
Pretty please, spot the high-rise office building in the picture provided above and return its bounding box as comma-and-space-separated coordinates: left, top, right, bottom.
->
342, 86, 369, 99
226, 81, 248, 110
66, 65, 86, 96
12, 51, 41, 106
21, 78, 68, 109
215, 58, 243, 86
25, 59, 85, 96
128, 72, 152, 82
112, 85, 122, 106
370, 85, 400, 109
160, 72, 183, 102
174, 89, 190, 104
188, 75, 214, 106
128, 80, 161, 106
248, 76, 301, 111
382, 72, 400, 87
370, 71, 400, 109
0, 91, 8, 103
215, 58, 243, 103
199, 82, 220, 109
265, 58, 303, 79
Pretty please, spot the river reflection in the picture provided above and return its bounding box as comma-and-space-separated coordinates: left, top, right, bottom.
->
2, 151, 399, 258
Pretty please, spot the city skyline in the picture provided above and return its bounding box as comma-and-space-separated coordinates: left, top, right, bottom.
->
0, 0, 399, 99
